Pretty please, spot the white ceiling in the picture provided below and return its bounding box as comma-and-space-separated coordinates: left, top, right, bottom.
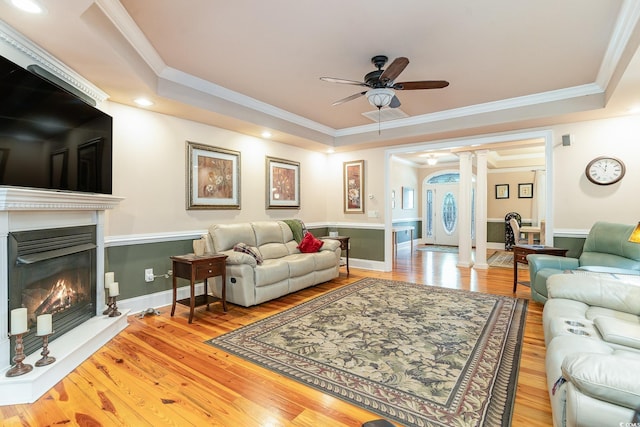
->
1, 0, 640, 162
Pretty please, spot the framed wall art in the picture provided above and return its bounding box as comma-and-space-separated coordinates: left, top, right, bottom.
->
402, 186, 414, 209
495, 184, 509, 199
343, 160, 365, 214
518, 183, 533, 198
186, 141, 240, 210
266, 156, 300, 209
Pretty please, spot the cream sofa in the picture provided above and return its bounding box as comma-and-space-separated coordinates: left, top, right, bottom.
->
204, 221, 341, 307
542, 273, 640, 426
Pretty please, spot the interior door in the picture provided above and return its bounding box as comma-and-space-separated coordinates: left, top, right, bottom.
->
425, 184, 459, 246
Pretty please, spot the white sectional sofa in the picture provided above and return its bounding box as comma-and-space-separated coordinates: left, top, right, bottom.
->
542, 273, 640, 426
204, 221, 341, 307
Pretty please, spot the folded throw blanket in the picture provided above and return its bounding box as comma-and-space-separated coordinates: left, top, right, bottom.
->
283, 219, 306, 243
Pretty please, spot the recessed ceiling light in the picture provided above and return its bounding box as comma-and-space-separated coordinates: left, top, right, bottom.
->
9, 0, 45, 14
134, 98, 154, 107
327, 148, 335, 154
261, 131, 272, 138
628, 105, 640, 115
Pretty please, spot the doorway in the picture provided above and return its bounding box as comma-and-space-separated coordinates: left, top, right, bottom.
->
423, 172, 475, 247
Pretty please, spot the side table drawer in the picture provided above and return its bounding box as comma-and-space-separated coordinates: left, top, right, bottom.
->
195, 262, 225, 280
514, 252, 528, 264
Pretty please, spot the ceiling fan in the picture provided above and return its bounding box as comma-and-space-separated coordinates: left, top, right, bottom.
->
320, 55, 449, 109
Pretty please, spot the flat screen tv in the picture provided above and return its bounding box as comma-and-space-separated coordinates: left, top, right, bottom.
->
0, 54, 112, 194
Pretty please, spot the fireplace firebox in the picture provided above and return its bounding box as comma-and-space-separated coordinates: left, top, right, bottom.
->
8, 225, 97, 359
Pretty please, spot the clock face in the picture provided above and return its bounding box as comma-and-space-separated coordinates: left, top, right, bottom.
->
585, 156, 625, 185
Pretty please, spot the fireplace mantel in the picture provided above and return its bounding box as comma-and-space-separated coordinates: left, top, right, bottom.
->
0, 187, 125, 405
0, 187, 123, 211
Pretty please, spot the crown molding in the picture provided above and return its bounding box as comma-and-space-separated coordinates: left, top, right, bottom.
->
595, 0, 640, 89
0, 19, 109, 104
94, 0, 166, 74
334, 83, 603, 137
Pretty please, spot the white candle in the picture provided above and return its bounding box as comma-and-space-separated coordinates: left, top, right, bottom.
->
37, 314, 53, 336
105, 272, 115, 288
109, 282, 120, 297
10, 308, 28, 335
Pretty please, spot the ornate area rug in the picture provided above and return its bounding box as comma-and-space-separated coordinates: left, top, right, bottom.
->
206, 278, 528, 426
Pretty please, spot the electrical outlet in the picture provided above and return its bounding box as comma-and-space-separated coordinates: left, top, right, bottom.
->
145, 268, 154, 282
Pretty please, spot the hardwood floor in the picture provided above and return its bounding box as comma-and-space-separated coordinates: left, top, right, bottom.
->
1, 247, 552, 426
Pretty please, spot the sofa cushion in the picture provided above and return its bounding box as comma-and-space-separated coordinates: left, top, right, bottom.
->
298, 232, 323, 253
561, 351, 640, 410
581, 222, 640, 262
313, 250, 339, 270
254, 260, 290, 287
594, 317, 640, 350
233, 242, 263, 265
252, 221, 287, 246
210, 223, 256, 252
285, 254, 316, 277
547, 274, 640, 315
259, 242, 289, 260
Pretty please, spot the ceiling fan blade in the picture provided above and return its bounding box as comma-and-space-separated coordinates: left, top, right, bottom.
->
393, 80, 450, 90
332, 91, 367, 106
389, 95, 401, 108
380, 57, 409, 84
320, 77, 369, 87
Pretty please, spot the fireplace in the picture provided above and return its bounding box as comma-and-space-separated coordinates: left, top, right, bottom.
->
8, 225, 97, 360
0, 187, 124, 405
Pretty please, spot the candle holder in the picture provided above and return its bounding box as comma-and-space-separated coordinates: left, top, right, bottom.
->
35, 332, 56, 367
103, 296, 114, 315
109, 295, 121, 317
6, 331, 33, 377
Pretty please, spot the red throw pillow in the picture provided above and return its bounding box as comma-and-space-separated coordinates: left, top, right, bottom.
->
297, 232, 324, 253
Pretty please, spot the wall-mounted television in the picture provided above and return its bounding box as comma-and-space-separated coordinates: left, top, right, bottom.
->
0, 54, 112, 194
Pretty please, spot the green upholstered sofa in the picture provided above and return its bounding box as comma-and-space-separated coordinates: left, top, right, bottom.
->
527, 222, 640, 303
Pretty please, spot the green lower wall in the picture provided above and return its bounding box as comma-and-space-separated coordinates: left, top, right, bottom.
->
105, 225, 586, 300
105, 226, 388, 300
105, 240, 192, 300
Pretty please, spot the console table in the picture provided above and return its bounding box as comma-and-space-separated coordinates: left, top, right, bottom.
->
513, 244, 568, 292
170, 253, 228, 323
392, 226, 414, 257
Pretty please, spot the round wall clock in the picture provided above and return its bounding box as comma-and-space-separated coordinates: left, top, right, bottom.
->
585, 156, 625, 185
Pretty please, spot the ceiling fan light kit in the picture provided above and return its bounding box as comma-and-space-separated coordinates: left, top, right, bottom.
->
366, 88, 395, 109
320, 54, 449, 112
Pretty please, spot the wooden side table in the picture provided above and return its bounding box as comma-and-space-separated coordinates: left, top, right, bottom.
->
321, 236, 350, 275
170, 253, 228, 323
513, 244, 568, 292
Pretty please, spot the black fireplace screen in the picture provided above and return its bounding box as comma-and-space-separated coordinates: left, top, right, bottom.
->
8, 225, 97, 358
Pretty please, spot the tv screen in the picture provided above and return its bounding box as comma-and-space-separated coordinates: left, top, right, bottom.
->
0, 54, 112, 194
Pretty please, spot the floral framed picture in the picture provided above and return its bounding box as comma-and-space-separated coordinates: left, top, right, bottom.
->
266, 156, 300, 209
495, 184, 509, 199
343, 160, 365, 214
186, 141, 240, 210
518, 183, 534, 198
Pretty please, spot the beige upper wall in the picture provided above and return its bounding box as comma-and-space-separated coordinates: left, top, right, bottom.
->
552, 115, 640, 229
390, 159, 419, 221
487, 170, 537, 221
103, 100, 640, 237
325, 148, 387, 224
104, 102, 330, 237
